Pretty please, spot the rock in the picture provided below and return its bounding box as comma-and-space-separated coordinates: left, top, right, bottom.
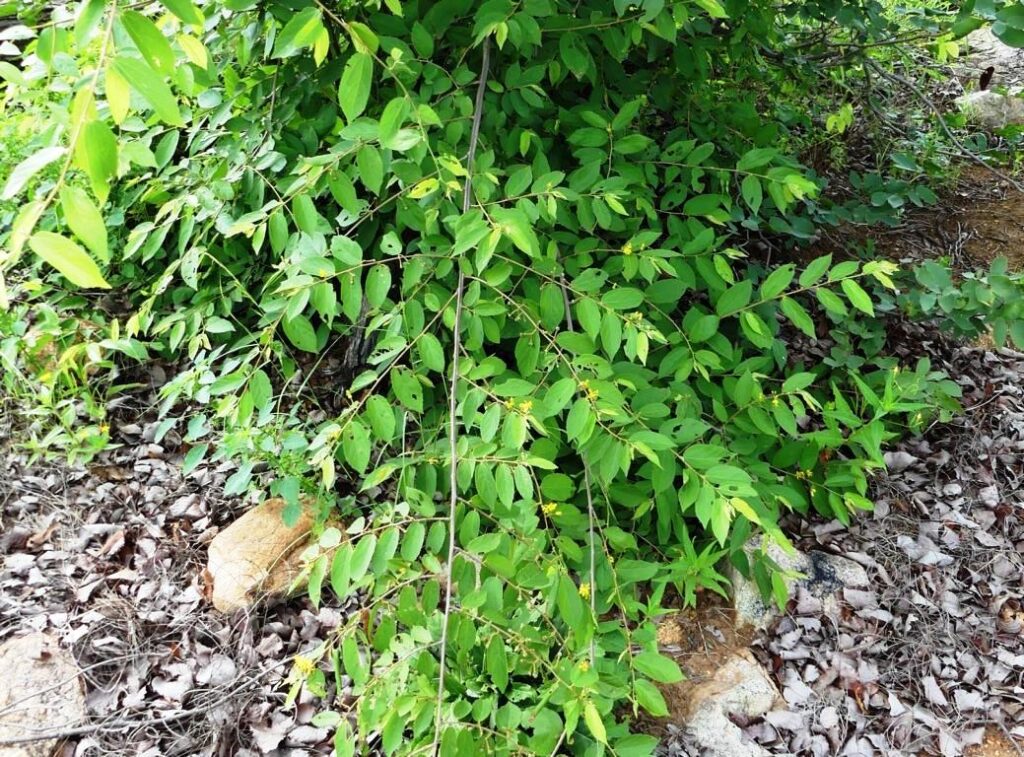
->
206, 498, 315, 613
0, 633, 86, 757
676, 650, 780, 757
962, 27, 1024, 86
731, 537, 869, 629
955, 90, 1024, 129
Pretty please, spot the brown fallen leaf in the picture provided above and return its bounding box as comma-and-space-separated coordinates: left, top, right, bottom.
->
98, 528, 126, 557
88, 464, 132, 481
26, 517, 60, 550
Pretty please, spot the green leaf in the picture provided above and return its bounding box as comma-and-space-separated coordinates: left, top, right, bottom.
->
417, 332, 445, 373
341, 636, 367, 685
105, 64, 131, 124
307, 554, 326, 608
687, 313, 719, 342
715, 280, 753, 316
76, 120, 118, 203
401, 521, 425, 561
737, 147, 777, 171
634, 679, 668, 717
348, 21, 379, 54
583, 701, 607, 745
633, 651, 684, 683
816, 288, 848, 317
540, 473, 575, 500
684, 193, 725, 216
249, 369, 273, 411
493, 378, 535, 397
75, 0, 106, 45
493, 208, 540, 258
365, 395, 396, 441
330, 541, 354, 600
272, 7, 323, 58
365, 264, 391, 307
602, 287, 645, 310
683, 443, 727, 469
292, 193, 319, 234
378, 97, 409, 150
8, 201, 45, 262
350, 533, 376, 582
161, 0, 203, 25
760, 264, 795, 300
780, 296, 816, 338
342, 420, 371, 473
121, 11, 176, 75
391, 367, 423, 412
1, 146, 65, 201
282, 314, 318, 352
182, 443, 208, 475
799, 254, 832, 288
112, 55, 183, 126
356, 145, 384, 194
59, 186, 108, 261
741, 174, 762, 213
29, 232, 110, 289
841, 278, 874, 315
485, 636, 509, 691
339, 52, 373, 123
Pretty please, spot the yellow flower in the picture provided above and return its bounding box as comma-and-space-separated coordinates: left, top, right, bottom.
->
578, 659, 590, 672
578, 582, 591, 600
293, 655, 316, 676
99, 424, 110, 435
579, 379, 598, 401
771, 396, 780, 407
542, 502, 558, 516
518, 399, 533, 414
622, 242, 634, 256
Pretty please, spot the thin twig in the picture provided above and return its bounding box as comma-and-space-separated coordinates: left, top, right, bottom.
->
433, 36, 492, 756
558, 279, 597, 663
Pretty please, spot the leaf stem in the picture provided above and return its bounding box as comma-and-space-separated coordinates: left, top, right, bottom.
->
433, 35, 491, 756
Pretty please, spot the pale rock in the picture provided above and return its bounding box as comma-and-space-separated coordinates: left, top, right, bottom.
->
680, 650, 781, 757
731, 537, 869, 629
962, 27, 1024, 83
206, 498, 314, 613
955, 90, 1024, 130
0, 633, 86, 757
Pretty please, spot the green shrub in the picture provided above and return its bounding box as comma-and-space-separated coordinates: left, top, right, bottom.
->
3, 0, 1024, 753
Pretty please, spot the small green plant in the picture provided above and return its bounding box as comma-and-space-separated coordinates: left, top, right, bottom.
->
901, 257, 1024, 345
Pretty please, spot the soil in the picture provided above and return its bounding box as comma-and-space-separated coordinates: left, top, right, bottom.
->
966, 730, 1024, 757
652, 599, 757, 730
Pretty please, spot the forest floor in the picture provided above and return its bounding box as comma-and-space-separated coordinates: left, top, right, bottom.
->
3, 172, 1024, 757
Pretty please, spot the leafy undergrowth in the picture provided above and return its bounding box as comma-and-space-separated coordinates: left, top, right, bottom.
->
5, 0, 1024, 753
